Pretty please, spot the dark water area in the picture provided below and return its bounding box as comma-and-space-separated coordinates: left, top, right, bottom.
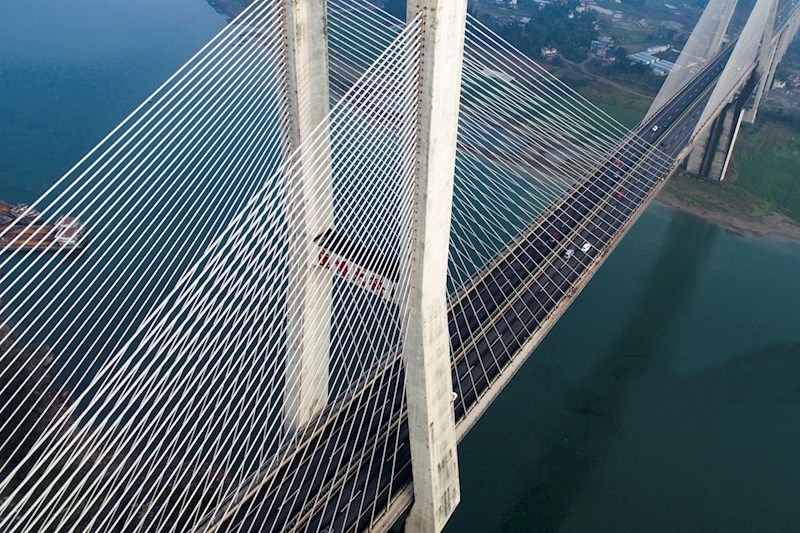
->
3, 1, 800, 531
0, 0, 226, 204
446, 205, 800, 532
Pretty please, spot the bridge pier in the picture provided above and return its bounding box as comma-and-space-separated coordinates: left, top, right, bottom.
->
283, 0, 333, 432
685, 0, 777, 182
401, 1, 467, 532
646, 0, 739, 120
767, 10, 800, 92
743, 0, 777, 123
686, 97, 746, 182
744, 1, 800, 123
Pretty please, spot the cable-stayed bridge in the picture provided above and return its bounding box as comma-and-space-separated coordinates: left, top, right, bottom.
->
0, 0, 797, 531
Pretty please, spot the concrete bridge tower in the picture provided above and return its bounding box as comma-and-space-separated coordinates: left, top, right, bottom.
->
283, 0, 334, 431
402, 1, 468, 532
282, 0, 469, 529
685, 0, 781, 181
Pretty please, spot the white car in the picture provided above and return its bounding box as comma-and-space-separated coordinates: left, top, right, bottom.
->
563, 248, 575, 260
651, 125, 659, 132
580, 241, 591, 253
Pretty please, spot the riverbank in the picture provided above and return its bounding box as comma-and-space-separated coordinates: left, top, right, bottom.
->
657, 172, 800, 242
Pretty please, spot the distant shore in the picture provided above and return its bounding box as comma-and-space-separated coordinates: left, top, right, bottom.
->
207, 0, 248, 18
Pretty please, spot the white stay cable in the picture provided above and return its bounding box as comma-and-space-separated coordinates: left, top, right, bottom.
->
1, 6, 424, 528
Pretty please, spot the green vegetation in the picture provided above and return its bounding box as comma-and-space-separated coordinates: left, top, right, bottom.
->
556, 66, 800, 225
597, 49, 665, 93
730, 120, 800, 221
236, 0, 800, 228
551, 64, 654, 129
582, 88, 651, 129
609, 29, 651, 51
473, 1, 598, 63
665, 172, 776, 215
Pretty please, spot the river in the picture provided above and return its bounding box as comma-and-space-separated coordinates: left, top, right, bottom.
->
2, 1, 800, 531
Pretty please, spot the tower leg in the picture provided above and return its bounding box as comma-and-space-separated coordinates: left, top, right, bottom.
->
283, 0, 333, 432
402, 1, 467, 531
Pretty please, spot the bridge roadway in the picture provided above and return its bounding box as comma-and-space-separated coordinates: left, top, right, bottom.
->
216, 42, 734, 533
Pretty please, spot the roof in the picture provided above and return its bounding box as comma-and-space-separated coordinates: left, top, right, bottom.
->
314, 229, 399, 282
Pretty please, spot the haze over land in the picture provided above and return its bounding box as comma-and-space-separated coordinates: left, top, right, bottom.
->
208, 0, 800, 240
464, 0, 800, 239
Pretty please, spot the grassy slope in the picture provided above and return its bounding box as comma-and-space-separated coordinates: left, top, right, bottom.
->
729, 121, 800, 221
566, 0, 800, 223
576, 83, 652, 129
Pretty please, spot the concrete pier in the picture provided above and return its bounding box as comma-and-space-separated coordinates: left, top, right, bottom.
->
686, 100, 745, 181
743, 0, 777, 123
402, 1, 467, 531
283, 0, 334, 432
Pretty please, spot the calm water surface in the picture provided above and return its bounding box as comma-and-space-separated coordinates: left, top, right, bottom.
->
447, 206, 800, 532
3, 2, 800, 531
0, 0, 226, 203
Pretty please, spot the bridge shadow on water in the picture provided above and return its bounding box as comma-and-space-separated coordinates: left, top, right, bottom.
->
552, 338, 800, 533
495, 212, 718, 531
445, 209, 800, 533
444, 209, 728, 532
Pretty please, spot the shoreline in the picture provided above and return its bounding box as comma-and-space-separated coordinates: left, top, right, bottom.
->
656, 176, 800, 243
